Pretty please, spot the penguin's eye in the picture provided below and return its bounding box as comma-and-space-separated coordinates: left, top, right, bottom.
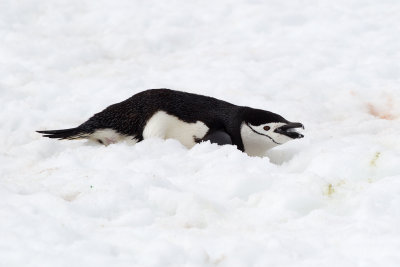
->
97, 139, 103, 144
263, 126, 270, 131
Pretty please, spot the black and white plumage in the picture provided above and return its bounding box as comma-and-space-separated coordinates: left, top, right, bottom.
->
37, 88, 304, 156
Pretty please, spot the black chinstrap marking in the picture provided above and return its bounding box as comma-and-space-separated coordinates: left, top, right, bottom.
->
245, 122, 282, 145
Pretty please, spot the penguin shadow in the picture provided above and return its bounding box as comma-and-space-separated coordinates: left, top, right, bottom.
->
81, 138, 299, 165
265, 148, 298, 165
83, 140, 99, 147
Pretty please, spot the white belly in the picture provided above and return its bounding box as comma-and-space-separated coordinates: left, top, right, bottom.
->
143, 111, 209, 148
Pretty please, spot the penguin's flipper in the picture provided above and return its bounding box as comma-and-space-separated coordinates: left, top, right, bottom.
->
201, 130, 232, 146
36, 127, 89, 140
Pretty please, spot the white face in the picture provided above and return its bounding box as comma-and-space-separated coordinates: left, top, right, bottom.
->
240, 122, 295, 157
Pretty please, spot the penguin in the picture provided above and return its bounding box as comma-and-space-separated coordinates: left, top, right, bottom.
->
37, 88, 304, 157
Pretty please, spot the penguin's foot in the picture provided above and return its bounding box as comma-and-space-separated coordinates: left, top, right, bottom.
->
90, 128, 137, 146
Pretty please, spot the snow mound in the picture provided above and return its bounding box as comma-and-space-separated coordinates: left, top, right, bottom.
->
1, 0, 400, 266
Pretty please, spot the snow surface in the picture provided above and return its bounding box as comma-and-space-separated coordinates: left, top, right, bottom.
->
1, 0, 400, 266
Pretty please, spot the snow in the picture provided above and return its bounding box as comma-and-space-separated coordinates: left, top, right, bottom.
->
1, 0, 400, 266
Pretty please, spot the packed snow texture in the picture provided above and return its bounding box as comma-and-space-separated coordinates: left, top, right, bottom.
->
1, 0, 400, 266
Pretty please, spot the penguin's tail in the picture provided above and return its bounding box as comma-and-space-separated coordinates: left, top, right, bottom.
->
36, 127, 90, 140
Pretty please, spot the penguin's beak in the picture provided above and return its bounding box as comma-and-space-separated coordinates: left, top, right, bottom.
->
275, 122, 304, 139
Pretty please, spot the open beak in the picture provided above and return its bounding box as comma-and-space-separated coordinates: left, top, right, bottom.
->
274, 122, 304, 139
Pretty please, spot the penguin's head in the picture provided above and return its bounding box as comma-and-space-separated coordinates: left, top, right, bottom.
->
240, 107, 304, 156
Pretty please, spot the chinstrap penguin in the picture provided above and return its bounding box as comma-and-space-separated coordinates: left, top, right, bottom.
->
37, 88, 304, 157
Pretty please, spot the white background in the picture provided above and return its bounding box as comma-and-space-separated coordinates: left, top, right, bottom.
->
1, 0, 400, 266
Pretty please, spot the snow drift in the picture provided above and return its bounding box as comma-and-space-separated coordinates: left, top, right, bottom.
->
1, 0, 400, 266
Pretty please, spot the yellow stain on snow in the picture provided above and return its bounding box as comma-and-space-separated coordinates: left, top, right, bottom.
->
327, 184, 335, 196
370, 152, 381, 167
323, 180, 345, 197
